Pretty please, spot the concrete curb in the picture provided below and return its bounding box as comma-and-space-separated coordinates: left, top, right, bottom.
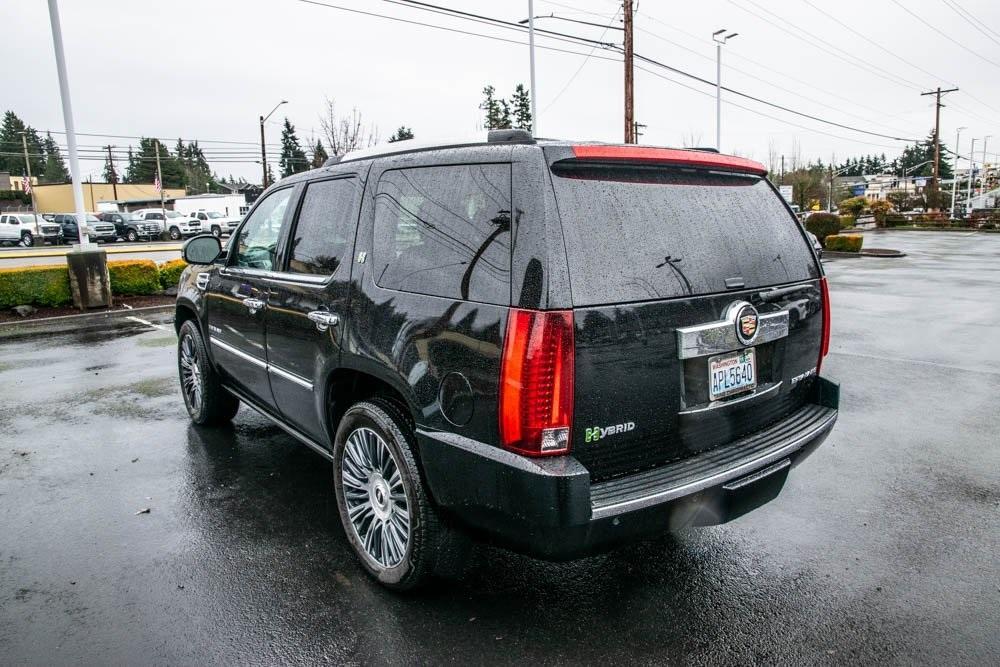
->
0, 304, 175, 340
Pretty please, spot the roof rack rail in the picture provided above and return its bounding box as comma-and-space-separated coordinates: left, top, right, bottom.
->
322, 155, 342, 167
331, 130, 535, 165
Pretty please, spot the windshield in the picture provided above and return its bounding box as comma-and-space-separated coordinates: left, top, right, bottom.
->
165, 211, 183, 218
17, 215, 37, 224
550, 163, 818, 305
85, 214, 101, 222
205, 212, 223, 218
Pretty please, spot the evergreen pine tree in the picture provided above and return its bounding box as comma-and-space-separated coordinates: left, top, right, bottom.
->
511, 83, 532, 132
387, 127, 414, 143
0, 111, 45, 176
481, 86, 506, 130
279, 118, 308, 178
42, 132, 70, 183
311, 139, 329, 168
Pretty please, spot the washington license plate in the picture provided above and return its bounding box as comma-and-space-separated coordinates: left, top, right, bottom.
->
709, 348, 757, 401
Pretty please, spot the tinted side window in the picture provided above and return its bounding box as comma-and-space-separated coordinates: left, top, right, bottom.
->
372, 164, 511, 304
286, 177, 360, 276
233, 188, 293, 271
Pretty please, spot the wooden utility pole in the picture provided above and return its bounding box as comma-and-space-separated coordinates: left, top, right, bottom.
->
105, 145, 118, 200
633, 121, 646, 143
260, 115, 269, 188
920, 86, 959, 191
623, 0, 634, 144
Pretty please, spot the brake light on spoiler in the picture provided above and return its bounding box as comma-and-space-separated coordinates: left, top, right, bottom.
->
571, 145, 768, 176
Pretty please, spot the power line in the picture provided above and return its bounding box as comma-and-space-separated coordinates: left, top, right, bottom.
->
635, 9, 930, 122
940, 0, 1000, 47
633, 65, 905, 150
634, 25, 923, 137
944, 0, 1000, 40
327, 0, 923, 143
728, 0, 926, 92
630, 51, 919, 142
295, 0, 617, 56
541, 9, 622, 113
888, 0, 1000, 70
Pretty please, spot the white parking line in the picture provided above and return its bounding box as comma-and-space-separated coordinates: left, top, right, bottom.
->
125, 315, 168, 331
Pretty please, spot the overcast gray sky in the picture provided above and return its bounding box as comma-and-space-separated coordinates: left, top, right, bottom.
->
5, 0, 999, 182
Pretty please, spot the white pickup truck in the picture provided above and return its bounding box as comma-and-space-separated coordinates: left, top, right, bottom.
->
188, 209, 242, 237
0, 213, 62, 246
131, 209, 202, 240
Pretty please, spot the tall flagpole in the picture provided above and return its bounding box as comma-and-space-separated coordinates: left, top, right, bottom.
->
46, 0, 88, 246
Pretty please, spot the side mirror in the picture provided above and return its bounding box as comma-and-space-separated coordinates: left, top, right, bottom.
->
183, 234, 222, 265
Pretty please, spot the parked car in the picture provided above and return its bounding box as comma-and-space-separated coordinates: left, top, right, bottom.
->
131, 208, 202, 240
174, 132, 838, 590
806, 230, 823, 258
98, 211, 162, 242
189, 210, 241, 237
51, 213, 116, 243
0, 213, 62, 246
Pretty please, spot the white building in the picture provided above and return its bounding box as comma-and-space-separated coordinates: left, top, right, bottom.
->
172, 193, 248, 217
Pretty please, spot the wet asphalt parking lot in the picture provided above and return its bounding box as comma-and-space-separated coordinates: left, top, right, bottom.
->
1, 230, 997, 665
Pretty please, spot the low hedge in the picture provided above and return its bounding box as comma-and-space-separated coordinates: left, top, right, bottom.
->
0, 265, 72, 308
838, 215, 856, 229
824, 234, 864, 253
159, 259, 188, 289
805, 213, 841, 248
2, 256, 197, 309
108, 259, 161, 296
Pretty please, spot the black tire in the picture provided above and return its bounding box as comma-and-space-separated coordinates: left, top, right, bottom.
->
333, 399, 454, 590
211, 225, 222, 238
126, 229, 139, 242
20, 232, 33, 247
177, 320, 239, 426
169, 227, 182, 240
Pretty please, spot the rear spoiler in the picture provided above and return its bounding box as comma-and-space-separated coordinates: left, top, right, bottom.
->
570, 145, 768, 177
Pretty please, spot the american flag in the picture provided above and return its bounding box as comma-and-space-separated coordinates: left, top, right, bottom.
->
21, 175, 31, 195
154, 171, 161, 192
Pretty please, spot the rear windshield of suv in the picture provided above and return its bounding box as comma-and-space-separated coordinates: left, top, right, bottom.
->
550, 163, 818, 306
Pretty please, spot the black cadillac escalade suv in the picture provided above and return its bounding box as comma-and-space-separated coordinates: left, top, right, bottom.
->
174, 131, 838, 590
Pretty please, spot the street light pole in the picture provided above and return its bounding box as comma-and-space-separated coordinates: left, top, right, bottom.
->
527, 0, 538, 137
259, 100, 287, 189
951, 127, 966, 218
980, 136, 991, 201
713, 29, 738, 151
46, 0, 88, 247
965, 138, 978, 215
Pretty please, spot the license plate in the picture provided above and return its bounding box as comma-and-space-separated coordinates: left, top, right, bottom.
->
709, 348, 757, 401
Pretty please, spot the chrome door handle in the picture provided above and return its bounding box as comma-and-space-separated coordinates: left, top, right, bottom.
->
307, 310, 340, 331
195, 273, 210, 290
242, 297, 265, 314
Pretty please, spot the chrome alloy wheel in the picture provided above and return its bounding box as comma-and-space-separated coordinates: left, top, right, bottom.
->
341, 427, 411, 568
179, 333, 203, 412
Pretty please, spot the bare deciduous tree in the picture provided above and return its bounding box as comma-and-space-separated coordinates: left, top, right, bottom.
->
681, 130, 703, 148
319, 97, 379, 156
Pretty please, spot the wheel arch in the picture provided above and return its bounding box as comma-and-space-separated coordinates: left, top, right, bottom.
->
323, 367, 418, 446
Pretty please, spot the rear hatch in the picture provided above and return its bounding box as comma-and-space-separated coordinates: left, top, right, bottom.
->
547, 148, 823, 482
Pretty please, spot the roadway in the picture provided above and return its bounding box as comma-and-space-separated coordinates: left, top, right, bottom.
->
0, 242, 183, 267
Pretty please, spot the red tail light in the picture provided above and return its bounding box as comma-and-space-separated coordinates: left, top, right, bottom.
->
499, 309, 575, 457
818, 277, 831, 375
